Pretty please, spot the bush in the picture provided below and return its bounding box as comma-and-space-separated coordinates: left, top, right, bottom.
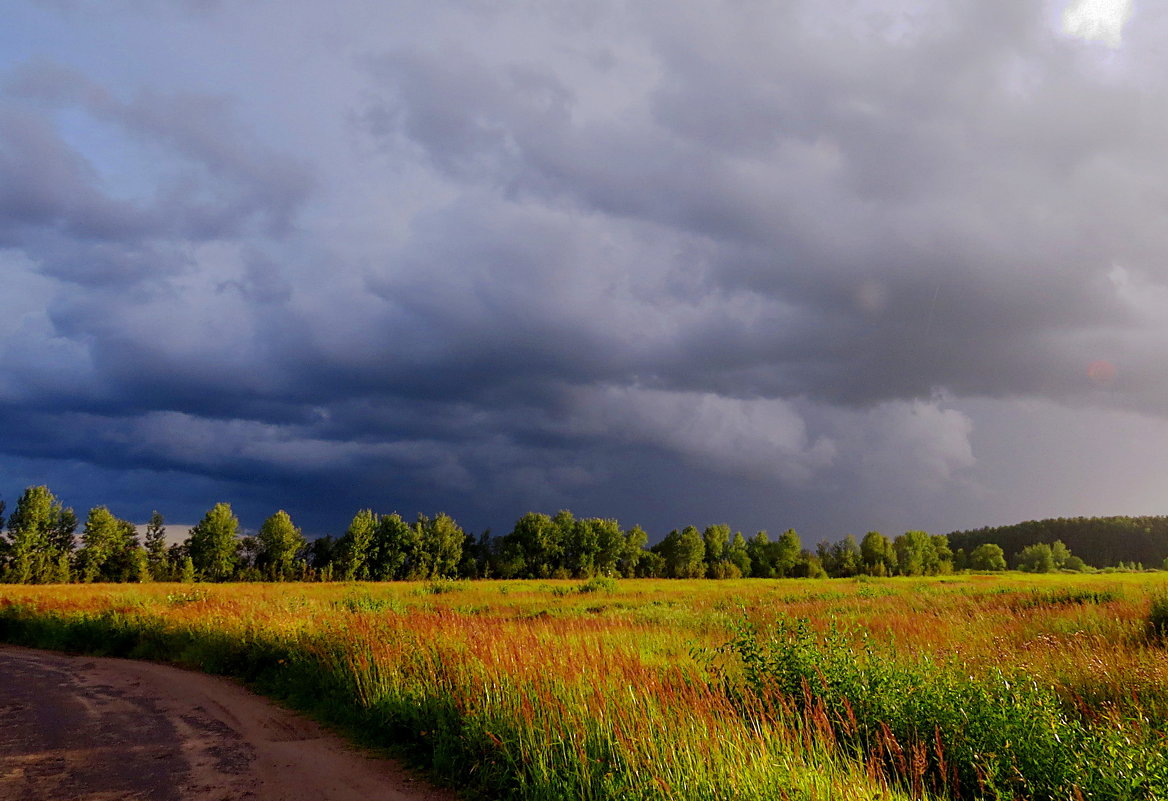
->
1149, 594, 1168, 641
577, 576, 618, 594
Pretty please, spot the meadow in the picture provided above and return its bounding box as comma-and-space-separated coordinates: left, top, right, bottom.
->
2, 573, 1167, 800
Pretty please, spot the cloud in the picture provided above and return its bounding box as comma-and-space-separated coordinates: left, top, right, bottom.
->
2, 0, 1167, 537
569, 387, 837, 484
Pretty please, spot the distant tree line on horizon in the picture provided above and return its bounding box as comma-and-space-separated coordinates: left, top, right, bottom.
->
948, 516, 1168, 570
0, 485, 1163, 585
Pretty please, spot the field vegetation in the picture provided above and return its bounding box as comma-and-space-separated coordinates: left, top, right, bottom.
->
3, 573, 1168, 800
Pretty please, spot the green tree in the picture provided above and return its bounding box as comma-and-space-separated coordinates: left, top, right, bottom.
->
790, 551, 828, 579
929, 534, 955, 574
457, 530, 491, 579
818, 535, 861, 578
369, 513, 417, 580
186, 503, 239, 581
4, 486, 73, 583
500, 512, 560, 578
50, 507, 78, 556
968, 543, 1007, 571
1015, 542, 1056, 573
0, 499, 7, 567
558, 512, 597, 578
774, 529, 801, 577
702, 524, 730, 575
860, 531, 896, 576
656, 526, 705, 578
747, 530, 775, 577
306, 534, 339, 576
893, 530, 937, 576
635, 549, 666, 578
179, 555, 196, 583
256, 510, 307, 581
107, 518, 143, 582
131, 547, 151, 583
726, 531, 752, 577
145, 511, 169, 580
417, 513, 464, 579
77, 506, 125, 582
589, 518, 625, 577
51, 552, 72, 583
337, 509, 377, 580
1050, 540, 1072, 570
618, 525, 648, 577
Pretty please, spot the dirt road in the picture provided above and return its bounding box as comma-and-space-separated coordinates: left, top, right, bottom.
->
0, 645, 457, 801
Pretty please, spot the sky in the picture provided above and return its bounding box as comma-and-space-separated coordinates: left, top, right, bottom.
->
2, 0, 1166, 541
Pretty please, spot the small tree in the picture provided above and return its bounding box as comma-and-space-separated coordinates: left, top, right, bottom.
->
5, 486, 73, 583
179, 555, 197, 583
703, 524, 730, 575
186, 503, 240, 581
256, 510, 307, 581
747, 530, 774, 577
418, 513, 464, 579
726, 532, 752, 577
618, 525, 648, 578
667, 526, 706, 578
51, 552, 72, 584
968, 543, 1007, 571
369, 513, 416, 580
500, 512, 559, 579
636, 549, 666, 578
589, 518, 624, 578
145, 511, 169, 580
818, 535, 861, 578
131, 547, 151, 583
337, 509, 377, 581
1015, 542, 1056, 573
860, 531, 896, 576
1050, 540, 1072, 570
78, 506, 124, 582
774, 529, 801, 577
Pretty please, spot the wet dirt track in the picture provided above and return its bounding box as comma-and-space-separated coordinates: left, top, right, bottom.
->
0, 646, 456, 801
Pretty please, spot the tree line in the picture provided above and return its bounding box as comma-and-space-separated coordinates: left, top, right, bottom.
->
947, 515, 1168, 569
0, 484, 1133, 584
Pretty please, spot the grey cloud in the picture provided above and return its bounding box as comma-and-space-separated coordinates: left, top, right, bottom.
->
356, 1, 1168, 416
4, 0, 1168, 539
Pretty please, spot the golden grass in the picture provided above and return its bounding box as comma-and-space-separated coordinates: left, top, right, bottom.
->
3, 573, 1168, 799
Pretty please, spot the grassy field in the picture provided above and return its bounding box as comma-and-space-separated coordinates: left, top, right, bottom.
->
2, 574, 1167, 800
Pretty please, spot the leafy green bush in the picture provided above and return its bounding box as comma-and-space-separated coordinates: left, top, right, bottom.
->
577, 576, 618, 594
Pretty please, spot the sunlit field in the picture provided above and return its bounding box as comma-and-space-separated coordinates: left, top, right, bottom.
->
3, 574, 1168, 800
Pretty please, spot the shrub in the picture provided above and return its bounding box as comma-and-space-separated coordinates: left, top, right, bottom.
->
1149, 594, 1168, 641
577, 575, 618, 594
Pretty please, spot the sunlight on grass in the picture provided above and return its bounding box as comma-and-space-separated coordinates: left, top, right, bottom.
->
3, 573, 1168, 799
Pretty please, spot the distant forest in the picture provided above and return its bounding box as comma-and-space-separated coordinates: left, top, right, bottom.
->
946, 516, 1168, 571
1, 484, 1165, 584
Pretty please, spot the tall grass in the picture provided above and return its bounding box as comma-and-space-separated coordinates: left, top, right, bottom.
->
1, 574, 1167, 799
714, 616, 1168, 799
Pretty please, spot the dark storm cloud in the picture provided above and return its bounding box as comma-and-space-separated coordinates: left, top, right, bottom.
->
357, 3, 1167, 414
3, 0, 1167, 536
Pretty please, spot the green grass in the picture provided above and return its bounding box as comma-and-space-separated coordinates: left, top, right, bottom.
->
2, 573, 1168, 800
